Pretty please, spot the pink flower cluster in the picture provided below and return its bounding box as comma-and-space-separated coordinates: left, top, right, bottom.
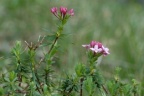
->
82, 41, 110, 56
51, 6, 74, 19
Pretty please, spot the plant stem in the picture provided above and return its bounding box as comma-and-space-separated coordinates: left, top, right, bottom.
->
29, 50, 42, 94
45, 69, 49, 86
67, 87, 73, 96
48, 36, 59, 54
39, 36, 59, 65
35, 70, 44, 92
16, 60, 22, 87
18, 73, 22, 87
102, 85, 108, 94
134, 92, 137, 96
80, 78, 84, 96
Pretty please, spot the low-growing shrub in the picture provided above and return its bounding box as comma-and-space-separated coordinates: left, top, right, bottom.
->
0, 6, 141, 96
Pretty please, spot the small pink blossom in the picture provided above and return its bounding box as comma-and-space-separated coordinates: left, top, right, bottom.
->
97, 42, 102, 48
90, 45, 103, 53
51, 7, 58, 14
82, 41, 110, 56
51, 6, 74, 19
68, 9, 74, 16
102, 46, 110, 56
51, 7, 59, 18
60, 6, 67, 17
82, 45, 90, 49
90, 41, 97, 47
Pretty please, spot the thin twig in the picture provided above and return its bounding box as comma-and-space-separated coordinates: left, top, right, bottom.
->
67, 87, 73, 96
48, 36, 58, 54
45, 70, 49, 86
25, 36, 45, 66
26, 38, 46, 94
102, 85, 108, 94
30, 42, 33, 48
39, 36, 59, 64
18, 74, 22, 87
36, 84, 42, 94
33, 36, 45, 50
80, 78, 84, 96
35, 70, 44, 92
16, 59, 22, 87
25, 41, 31, 49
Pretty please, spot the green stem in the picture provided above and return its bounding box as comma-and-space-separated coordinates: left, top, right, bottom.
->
67, 87, 73, 96
45, 69, 48, 84
44, 22, 64, 86
39, 22, 64, 65
80, 78, 84, 96
16, 61, 22, 87
35, 70, 44, 92
48, 36, 59, 54
29, 50, 42, 94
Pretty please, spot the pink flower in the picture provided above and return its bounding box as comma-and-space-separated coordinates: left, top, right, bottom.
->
102, 46, 110, 56
82, 45, 90, 49
83, 41, 102, 48
90, 45, 103, 53
51, 7, 58, 14
68, 9, 74, 16
97, 42, 102, 48
51, 7, 74, 19
82, 41, 110, 56
51, 7, 59, 18
60, 6, 67, 17
90, 41, 97, 47
82, 41, 97, 49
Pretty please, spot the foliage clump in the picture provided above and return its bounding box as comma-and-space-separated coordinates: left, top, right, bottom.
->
0, 6, 142, 96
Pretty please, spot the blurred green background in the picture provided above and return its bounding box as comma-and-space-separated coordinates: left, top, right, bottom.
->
0, 0, 144, 92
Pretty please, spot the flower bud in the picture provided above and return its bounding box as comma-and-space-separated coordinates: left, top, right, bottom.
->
68, 9, 74, 16
97, 42, 102, 48
51, 7, 58, 14
90, 41, 97, 48
51, 7, 74, 20
60, 6, 67, 17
